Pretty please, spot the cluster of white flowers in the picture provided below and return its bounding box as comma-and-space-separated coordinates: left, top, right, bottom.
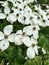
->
0, 0, 48, 59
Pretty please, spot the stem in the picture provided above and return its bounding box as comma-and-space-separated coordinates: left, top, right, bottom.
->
41, 55, 45, 65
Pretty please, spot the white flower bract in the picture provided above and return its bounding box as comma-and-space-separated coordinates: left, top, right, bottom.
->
0, 25, 15, 51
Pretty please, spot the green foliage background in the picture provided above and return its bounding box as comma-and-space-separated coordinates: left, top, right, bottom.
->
0, 0, 49, 65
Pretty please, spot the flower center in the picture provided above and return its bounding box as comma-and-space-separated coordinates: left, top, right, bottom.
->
19, 8, 22, 11
6, 14, 8, 16
35, 10, 38, 12
33, 27, 36, 30
37, 16, 40, 19
43, 20, 45, 23
3, 44, 5, 46
24, 6, 26, 8
16, 14, 19, 17
22, 32, 25, 36
24, 17, 26, 20
30, 16, 33, 20
16, 6, 18, 9
41, 15, 43, 18
46, 13, 49, 15
4, 35, 8, 39
32, 44, 35, 47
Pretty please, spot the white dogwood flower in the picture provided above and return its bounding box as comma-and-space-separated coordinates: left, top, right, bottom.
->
4, 6, 10, 15
22, 36, 37, 47
1, 1, 8, 7
14, 35, 23, 45
0, 6, 10, 19
38, 19, 49, 27
14, 30, 23, 45
5, 7, 17, 24
27, 45, 39, 59
27, 47, 35, 59
0, 13, 6, 19
7, 13, 17, 24
0, 25, 15, 51
23, 6, 38, 25
23, 25, 40, 39
0, 6, 17, 24
36, 15, 49, 27
26, 0, 34, 4
14, 29, 38, 47
26, 36, 39, 59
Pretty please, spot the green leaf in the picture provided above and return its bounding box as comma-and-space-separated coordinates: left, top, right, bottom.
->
40, 27, 49, 37
34, 56, 42, 65
14, 55, 26, 65
37, 0, 48, 4
17, 47, 23, 56
44, 59, 49, 65
8, 1, 13, 8
38, 35, 46, 47
0, 51, 7, 63
24, 60, 36, 65
38, 34, 49, 52
13, 22, 25, 32
24, 56, 42, 65
6, 45, 18, 62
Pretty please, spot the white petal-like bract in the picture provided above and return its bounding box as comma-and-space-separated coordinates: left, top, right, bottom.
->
0, 40, 9, 51
0, 31, 4, 40
4, 25, 13, 35
27, 47, 35, 59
